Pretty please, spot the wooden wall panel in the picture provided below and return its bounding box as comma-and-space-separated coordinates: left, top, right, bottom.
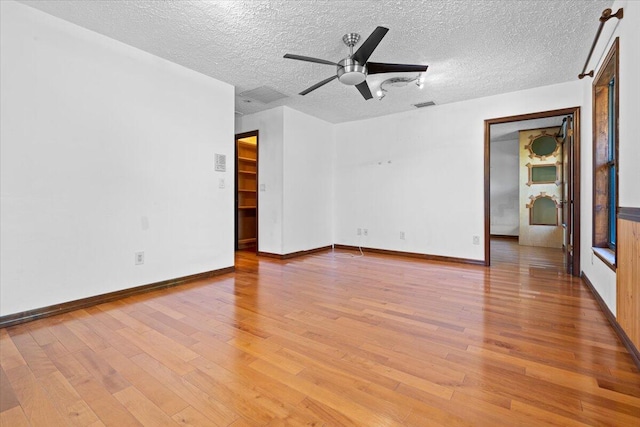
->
617, 210, 640, 351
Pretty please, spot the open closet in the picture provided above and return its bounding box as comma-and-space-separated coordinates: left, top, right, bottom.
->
235, 131, 258, 250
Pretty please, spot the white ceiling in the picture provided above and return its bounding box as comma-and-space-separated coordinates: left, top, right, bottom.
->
18, 0, 612, 123
490, 116, 566, 142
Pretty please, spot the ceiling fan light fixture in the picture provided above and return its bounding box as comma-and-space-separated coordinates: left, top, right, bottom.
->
283, 26, 428, 100
377, 74, 425, 100
337, 58, 367, 85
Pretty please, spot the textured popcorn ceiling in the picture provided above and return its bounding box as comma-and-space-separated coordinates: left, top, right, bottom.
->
19, 0, 612, 123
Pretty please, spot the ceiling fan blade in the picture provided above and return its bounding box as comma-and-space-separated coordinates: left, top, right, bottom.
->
355, 81, 373, 100
284, 54, 337, 66
353, 26, 389, 64
299, 75, 338, 95
367, 62, 428, 74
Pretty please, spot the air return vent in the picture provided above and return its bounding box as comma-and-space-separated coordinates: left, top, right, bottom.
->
413, 101, 436, 108
238, 86, 288, 104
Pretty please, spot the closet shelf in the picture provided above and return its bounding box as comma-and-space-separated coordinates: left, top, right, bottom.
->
237, 140, 256, 147
238, 156, 256, 163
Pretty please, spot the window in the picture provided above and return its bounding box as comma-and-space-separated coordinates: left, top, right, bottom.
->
607, 78, 616, 248
592, 38, 619, 266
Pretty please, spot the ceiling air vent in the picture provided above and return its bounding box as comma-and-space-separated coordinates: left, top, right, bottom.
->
238, 86, 288, 104
413, 101, 436, 108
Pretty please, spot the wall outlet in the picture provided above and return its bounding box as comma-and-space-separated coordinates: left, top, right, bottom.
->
472, 235, 480, 245
135, 251, 144, 265
218, 178, 225, 189
357, 228, 362, 236
363, 229, 368, 236
400, 231, 405, 240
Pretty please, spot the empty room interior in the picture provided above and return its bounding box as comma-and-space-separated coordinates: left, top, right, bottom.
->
2, 1, 640, 425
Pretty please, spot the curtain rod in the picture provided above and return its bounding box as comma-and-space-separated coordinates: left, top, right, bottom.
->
578, 8, 624, 79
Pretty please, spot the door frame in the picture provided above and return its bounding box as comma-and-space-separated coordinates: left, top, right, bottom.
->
234, 130, 259, 253
484, 107, 581, 275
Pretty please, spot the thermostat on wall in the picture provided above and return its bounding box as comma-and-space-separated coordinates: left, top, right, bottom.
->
215, 153, 226, 172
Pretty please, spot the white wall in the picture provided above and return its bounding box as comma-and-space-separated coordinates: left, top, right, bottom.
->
0, 2, 235, 316
282, 108, 334, 254
236, 106, 333, 254
490, 139, 519, 236
578, 0, 640, 313
616, 1, 640, 208
236, 107, 285, 254
334, 81, 583, 261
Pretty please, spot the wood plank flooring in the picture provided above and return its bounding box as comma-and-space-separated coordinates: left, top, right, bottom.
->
1, 239, 639, 426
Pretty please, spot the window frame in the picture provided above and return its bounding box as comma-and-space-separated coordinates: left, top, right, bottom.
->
592, 38, 619, 269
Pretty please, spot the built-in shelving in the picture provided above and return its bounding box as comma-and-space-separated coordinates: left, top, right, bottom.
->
236, 134, 258, 250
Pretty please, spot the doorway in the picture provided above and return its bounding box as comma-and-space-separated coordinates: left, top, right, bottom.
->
484, 107, 581, 276
235, 131, 258, 251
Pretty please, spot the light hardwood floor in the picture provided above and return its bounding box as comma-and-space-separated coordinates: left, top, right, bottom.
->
1, 239, 639, 426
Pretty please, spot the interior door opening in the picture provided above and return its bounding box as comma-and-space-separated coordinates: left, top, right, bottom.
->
484, 108, 581, 276
235, 131, 258, 252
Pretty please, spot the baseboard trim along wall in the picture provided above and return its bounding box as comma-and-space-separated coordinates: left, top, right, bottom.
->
258, 245, 333, 260
581, 271, 640, 369
333, 245, 485, 266
0, 244, 489, 328
490, 234, 519, 240
0, 266, 235, 329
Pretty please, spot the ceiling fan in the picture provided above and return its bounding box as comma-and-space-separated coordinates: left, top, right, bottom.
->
284, 26, 428, 100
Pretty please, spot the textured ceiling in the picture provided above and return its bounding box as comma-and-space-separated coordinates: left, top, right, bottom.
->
19, 0, 612, 123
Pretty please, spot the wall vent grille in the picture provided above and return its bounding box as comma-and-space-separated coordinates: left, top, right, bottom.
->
239, 86, 288, 104
413, 101, 436, 108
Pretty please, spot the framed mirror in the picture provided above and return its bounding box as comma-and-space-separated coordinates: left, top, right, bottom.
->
527, 194, 559, 226
525, 131, 561, 160
526, 162, 561, 186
